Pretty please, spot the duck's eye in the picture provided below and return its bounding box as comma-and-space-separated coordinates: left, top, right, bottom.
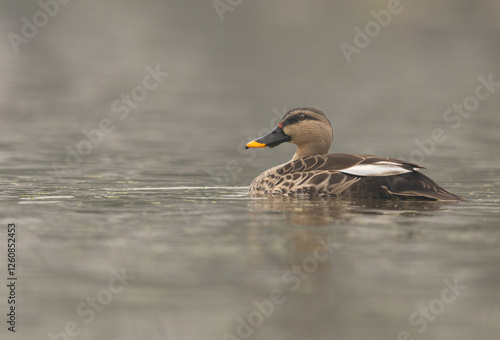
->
298, 114, 306, 121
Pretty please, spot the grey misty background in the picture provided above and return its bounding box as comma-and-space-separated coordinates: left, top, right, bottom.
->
1, 0, 499, 183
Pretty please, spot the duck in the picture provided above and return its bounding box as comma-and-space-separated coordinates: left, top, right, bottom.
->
245, 107, 465, 201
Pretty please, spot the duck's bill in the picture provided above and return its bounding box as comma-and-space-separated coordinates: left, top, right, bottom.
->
245, 126, 291, 149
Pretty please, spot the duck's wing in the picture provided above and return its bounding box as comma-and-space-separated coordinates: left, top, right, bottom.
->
278, 153, 423, 176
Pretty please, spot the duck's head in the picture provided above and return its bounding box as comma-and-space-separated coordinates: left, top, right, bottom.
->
245, 107, 333, 161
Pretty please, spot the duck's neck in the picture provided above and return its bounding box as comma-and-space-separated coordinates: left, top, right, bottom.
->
291, 142, 330, 161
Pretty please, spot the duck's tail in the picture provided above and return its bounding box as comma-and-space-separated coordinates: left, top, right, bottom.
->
381, 172, 466, 201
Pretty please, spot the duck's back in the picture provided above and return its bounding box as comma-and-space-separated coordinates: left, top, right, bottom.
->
249, 153, 464, 201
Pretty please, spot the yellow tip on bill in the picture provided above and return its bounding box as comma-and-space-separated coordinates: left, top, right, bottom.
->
245, 140, 267, 148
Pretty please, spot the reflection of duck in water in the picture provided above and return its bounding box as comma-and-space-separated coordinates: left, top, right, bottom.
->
246, 107, 465, 201
249, 197, 349, 226
248, 196, 444, 227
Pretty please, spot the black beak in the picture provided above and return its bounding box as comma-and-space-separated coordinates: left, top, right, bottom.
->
245, 126, 292, 149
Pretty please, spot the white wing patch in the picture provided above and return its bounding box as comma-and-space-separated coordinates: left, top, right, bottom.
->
339, 161, 416, 177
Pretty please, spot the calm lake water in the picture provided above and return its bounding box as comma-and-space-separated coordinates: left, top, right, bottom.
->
1, 1, 500, 340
